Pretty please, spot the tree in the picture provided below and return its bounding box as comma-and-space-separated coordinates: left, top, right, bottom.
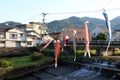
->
93, 32, 107, 40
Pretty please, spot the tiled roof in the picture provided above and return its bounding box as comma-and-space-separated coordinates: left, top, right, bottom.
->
60, 27, 85, 40
98, 26, 108, 32
15, 24, 26, 28
0, 25, 11, 31
90, 26, 108, 32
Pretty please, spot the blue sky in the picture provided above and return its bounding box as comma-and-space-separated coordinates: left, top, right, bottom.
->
0, 0, 120, 23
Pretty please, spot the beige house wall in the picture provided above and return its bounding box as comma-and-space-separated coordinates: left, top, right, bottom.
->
26, 22, 48, 35
6, 41, 16, 47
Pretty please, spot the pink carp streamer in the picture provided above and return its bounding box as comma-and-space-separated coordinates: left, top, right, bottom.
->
40, 40, 52, 51
63, 35, 69, 46
84, 21, 91, 57
73, 30, 77, 61
40, 35, 53, 51
61, 35, 69, 51
55, 40, 61, 68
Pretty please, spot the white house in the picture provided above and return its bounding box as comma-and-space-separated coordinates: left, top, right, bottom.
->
6, 27, 28, 47
0, 28, 7, 47
90, 26, 107, 38
112, 30, 120, 41
26, 30, 41, 47
0, 22, 48, 47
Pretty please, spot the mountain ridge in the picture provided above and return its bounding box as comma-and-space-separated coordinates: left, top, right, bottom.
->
47, 16, 105, 32
47, 16, 120, 32
0, 16, 120, 32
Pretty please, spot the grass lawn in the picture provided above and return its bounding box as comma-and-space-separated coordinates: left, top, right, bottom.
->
116, 49, 120, 55
0, 55, 53, 69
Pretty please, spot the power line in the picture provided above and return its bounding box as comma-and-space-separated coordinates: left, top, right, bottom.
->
102, 0, 113, 8
45, 0, 116, 15
46, 8, 120, 15
20, 7, 120, 23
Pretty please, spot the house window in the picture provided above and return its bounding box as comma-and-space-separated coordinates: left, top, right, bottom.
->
0, 41, 5, 43
32, 37, 35, 40
20, 34, 24, 37
79, 38, 81, 41
0, 33, 4, 38
27, 42, 32, 45
10, 34, 17, 39
39, 25, 42, 29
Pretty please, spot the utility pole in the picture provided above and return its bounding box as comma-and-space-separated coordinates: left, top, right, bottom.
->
41, 13, 48, 36
39, 13, 48, 45
41, 13, 48, 23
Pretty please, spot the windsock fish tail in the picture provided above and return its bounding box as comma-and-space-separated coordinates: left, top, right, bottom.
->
55, 58, 57, 68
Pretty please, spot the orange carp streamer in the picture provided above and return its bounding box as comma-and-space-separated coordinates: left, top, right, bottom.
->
55, 40, 61, 68
84, 21, 91, 57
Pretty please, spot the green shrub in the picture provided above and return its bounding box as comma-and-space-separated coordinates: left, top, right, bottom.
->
0, 60, 12, 68
90, 50, 96, 56
31, 52, 44, 61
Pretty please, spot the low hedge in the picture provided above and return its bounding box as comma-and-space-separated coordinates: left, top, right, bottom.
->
0, 47, 39, 58
31, 52, 44, 61
0, 60, 12, 68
